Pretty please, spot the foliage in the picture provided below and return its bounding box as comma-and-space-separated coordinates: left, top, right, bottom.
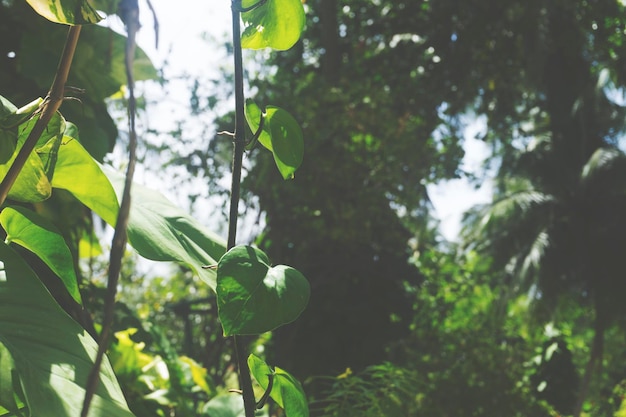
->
1, 0, 311, 416
217, 245, 310, 336
5, 0, 626, 416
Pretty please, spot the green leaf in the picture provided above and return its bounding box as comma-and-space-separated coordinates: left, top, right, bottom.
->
101, 167, 226, 290
0, 242, 134, 417
216, 245, 310, 336
241, 0, 305, 50
245, 100, 304, 180
0, 98, 41, 131
248, 355, 308, 417
0, 96, 18, 122
0, 206, 81, 304
52, 137, 119, 226
25, 0, 102, 25
202, 394, 245, 417
0, 343, 23, 417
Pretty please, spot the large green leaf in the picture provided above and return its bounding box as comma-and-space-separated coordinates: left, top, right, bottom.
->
0, 242, 134, 417
241, 0, 305, 50
216, 245, 310, 336
0, 206, 81, 303
101, 167, 226, 290
245, 100, 304, 180
248, 355, 308, 417
52, 137, 119, 226
25, 0, 102, 25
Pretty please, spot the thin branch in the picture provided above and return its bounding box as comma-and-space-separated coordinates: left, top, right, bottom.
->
80, 1, 140, 415
0, 25, 81, 207
145, 0, 159, 49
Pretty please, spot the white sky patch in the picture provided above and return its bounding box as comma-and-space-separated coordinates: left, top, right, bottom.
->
428, 116, 492, 242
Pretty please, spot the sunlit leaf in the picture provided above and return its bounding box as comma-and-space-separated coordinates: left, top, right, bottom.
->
0, 242, 134, 417
248, 355, 308, 417
52, 137, 119, 226
0, 206, 81, 304
102, 167, 226, 290
25, 0, 102, 25
179, 356, 212, 395
217, 245, 310, 336
245, 100, 304, 180
241, 0, 305, 50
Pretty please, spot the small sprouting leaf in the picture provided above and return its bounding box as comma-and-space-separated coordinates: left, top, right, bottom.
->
248, 355, 309, 417
0, 109, 68, 203
241, 0, 305, 51
25, 0, 102, 25
245, 99, 304, 180
0, 206, 81, 304
0, 96, 17, 121
216, 245, 310, 336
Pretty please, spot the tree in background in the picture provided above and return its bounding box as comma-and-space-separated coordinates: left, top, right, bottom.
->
229, 0, 626, 412
458, 1, 626, 414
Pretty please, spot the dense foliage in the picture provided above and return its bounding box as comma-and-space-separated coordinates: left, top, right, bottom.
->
3, 0, 626, 416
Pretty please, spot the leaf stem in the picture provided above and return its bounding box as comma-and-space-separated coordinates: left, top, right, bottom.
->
228, 1, 256, 417
238, 0, 267, 13
0, 25, 81, 207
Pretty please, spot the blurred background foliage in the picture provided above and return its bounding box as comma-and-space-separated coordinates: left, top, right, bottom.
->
3, 0, 626, 415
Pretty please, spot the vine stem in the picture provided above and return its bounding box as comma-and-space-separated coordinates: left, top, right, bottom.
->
81, 1, 140, 415
228, 1, 256, 416
0, 25, 81, 207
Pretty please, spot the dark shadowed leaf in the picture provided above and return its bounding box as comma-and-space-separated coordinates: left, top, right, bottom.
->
216, 245, 309, 336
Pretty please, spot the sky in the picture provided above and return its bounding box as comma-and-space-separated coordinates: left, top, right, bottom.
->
123, 0, 492, 243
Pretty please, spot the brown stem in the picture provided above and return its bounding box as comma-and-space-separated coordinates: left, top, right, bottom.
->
0, 25, 81, 207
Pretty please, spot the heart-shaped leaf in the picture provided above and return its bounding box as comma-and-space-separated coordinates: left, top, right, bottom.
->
216, 245, 310, 336
25, 0, 102, 25
248, 355, 308, 417
241, 0, 305, 50
0, 206, 81, 303
245, 100, 304, 180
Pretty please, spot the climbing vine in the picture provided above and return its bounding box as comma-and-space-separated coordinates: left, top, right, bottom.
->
0, 0, 309, 416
